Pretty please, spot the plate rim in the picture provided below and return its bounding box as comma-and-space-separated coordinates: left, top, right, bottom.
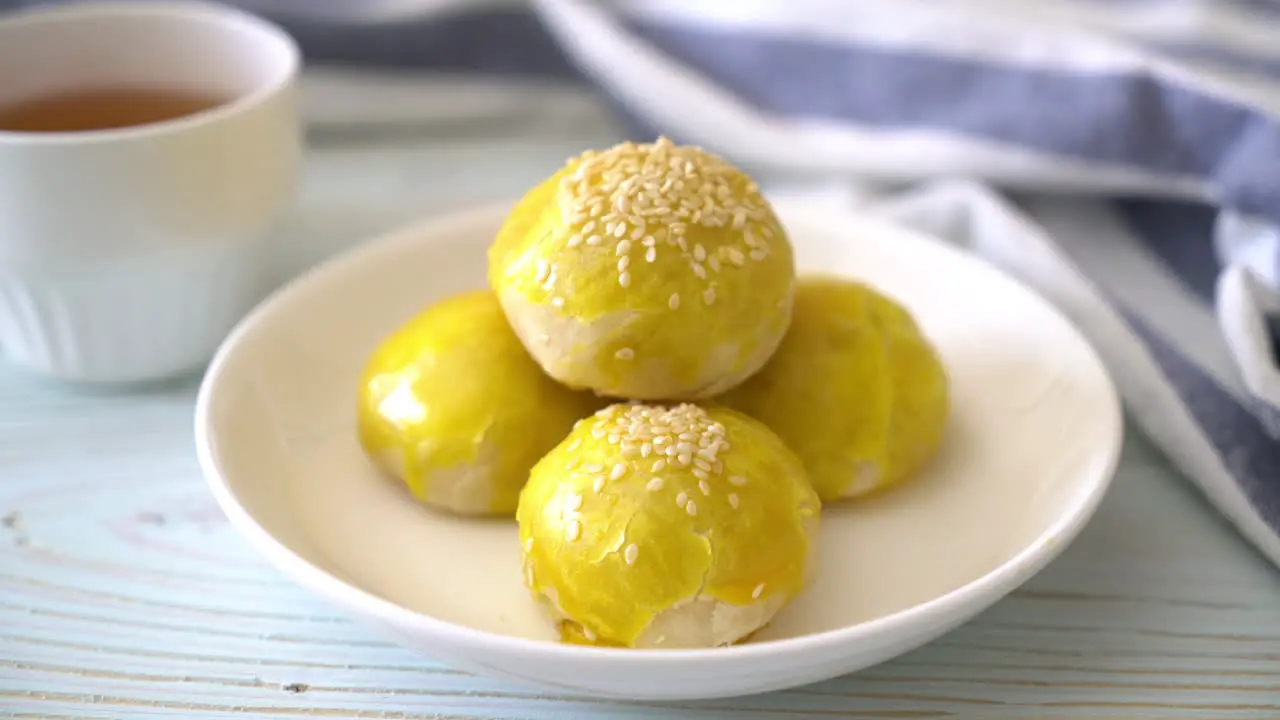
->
195, 199, 1124, 667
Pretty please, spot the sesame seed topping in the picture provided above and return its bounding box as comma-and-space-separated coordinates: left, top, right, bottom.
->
610, 463, 627, 481
727, 247, 746, 266
535, 259, 549, 282
646, 477, 665, 491
698, 480, 711, 496
645, 247, 657, 263
619, 272, 631, 288
551, 296, 565, 309
641, 442, 653, 457
566, 492, 583, 511
567, 438, 582, 452
567, 235, 583, 248
692, 468, 709, 480
669, 293, 681, 310
624, 543, 639, 565
593, 477, 605, 493
591, 428, 606, 439
652, 459, 666, 472
686, 500, 698, 516
750, 249, 768, 261
617, 257, 631, 273
704, 288, 716, 305
555, 138, 770, 292
676, 491, 689, 507
729, 475, 748, 486
566, 520, 582, 542
728, 493, 740, 509
585, 463, 604, 473
752, 583, 765, 599
615, 347, 635, 360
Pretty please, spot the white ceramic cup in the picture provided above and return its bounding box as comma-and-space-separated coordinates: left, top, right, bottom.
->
0, 1, 301, 384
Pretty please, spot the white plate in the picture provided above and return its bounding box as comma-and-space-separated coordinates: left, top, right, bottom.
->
196, 201, 1123, 701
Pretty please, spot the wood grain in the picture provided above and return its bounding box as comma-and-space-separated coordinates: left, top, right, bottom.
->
3, 129, 1280, 719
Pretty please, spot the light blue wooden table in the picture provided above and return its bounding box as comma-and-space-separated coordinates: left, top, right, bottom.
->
3, 116, 1280, 719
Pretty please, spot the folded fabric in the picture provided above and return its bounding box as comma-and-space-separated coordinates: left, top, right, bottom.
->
13, 0, 1279, 568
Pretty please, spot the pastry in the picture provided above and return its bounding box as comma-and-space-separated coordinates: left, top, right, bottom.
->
488, 137, 796, 400
517, 402, 821, 648
357, 290, 602, 515
719, 276, 949, 502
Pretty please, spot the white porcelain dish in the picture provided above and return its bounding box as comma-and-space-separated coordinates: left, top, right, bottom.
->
195, 201, 1123, 701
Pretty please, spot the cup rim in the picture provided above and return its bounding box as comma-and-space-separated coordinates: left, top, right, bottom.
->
0, 0, 301, 145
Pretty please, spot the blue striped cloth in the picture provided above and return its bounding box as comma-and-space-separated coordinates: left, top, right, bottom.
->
19, 0, 1280, 567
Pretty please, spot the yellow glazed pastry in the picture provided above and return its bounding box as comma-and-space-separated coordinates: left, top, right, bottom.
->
488, 137, 796, 400
719, 276, 949, 502
357, 290, 602, 516
517, 402, 821, 649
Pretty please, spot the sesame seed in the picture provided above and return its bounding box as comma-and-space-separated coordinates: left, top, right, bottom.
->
617, 239, 632, 256
566, 520, 582, 542
750, 249, 768, 261
752, 583, 765, 599
676, 491, 688, 507
613, 222, 626, 238
585, 463, 603, 473
646, 477, 665, 491
568, 235, 583, 248
566, 438, 581, 452
676, 441, 696, 454
727, 248, 746, 266
692, 469, 708, 480
615, 348, 635, 360
709, 256, 721, 272
645, 247, 657, 263
669, 293, 681, 310
607, 433, 621, 444
686, 500, 698, 516
619, 272, 631, 288
729, 475, 747, 486
652, 459, 666, 472
704, 288, 716, 305
535, 259, 549, 282
694, 458, 711, 472
729, 493, 740, 509
698, 480, 711, 496
582, 220, 596, 234
566, 492, 583, 511
551, 296, 565, 308
591, 428, 606, 439
524, 537, 534, 552
624, 543, 639, 565
694, 244, 706, 261
678, 453, 693, 467
610, 463, 627, 481
617, 256, 630, 272
692, 263, 707, 279
593, 477, 605, 493
641, 442, 653, 457
586, 235, 602, 246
